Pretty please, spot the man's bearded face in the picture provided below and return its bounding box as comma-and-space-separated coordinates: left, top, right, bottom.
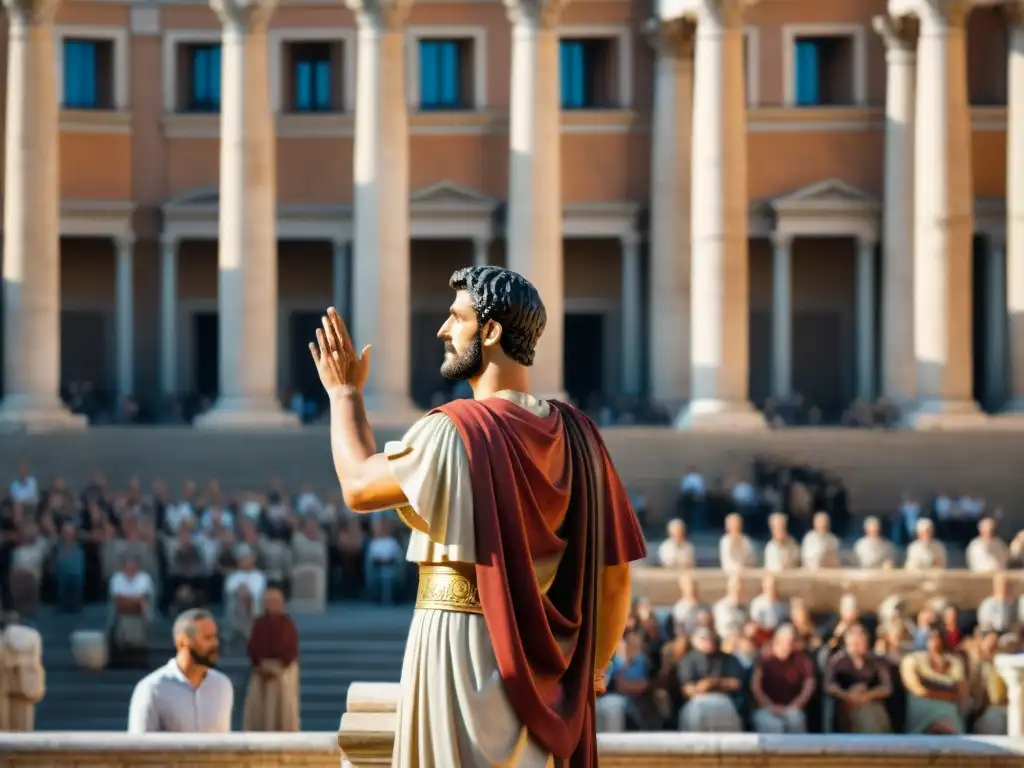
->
440, 328, 484, 380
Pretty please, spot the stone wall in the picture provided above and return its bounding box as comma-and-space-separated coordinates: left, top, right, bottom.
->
1, 731, 1022, 768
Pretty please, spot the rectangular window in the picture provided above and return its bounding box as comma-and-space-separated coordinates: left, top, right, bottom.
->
418, 39, 471, 110
793, 36, 854, 106
287, 42, 336, 112
63, 38, 114, 109
559, 39, 615, 109
185, 43, 222, 112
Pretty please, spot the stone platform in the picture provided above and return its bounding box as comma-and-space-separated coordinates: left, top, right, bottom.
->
0, 732, 1022, 768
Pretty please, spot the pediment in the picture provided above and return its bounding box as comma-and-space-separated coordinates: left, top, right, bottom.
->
410, 181, 495, 208
770, 178, 877, 209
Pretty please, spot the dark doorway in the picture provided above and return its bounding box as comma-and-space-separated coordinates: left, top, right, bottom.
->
748, 310, 772, 408
971, 235, 990, 409
62, 310, 109, 394
290, 311, 326, 406
194, 312, 219, 398
564, 313, 604, 408
411, 311, 447, 408
792, 311, 844, 420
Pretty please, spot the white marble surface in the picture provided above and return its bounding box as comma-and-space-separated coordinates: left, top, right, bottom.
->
0, 732, 340, 752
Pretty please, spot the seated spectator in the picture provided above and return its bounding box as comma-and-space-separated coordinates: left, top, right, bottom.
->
209, 530, 238, 605
658, 519, 695, 569
164, 481, 198, 533
824, 594, 863, 658
9, 521, 50, 616
748, 574, 787, 633
597, 628, 658, 731
976, 573, 1016, 634
750, 624, 815, 733
672, 574, 707, 637
788, 598, 822, 652
905, 519, 947, 571
824, 624, 892, 733
224, 548, 268, 643
718, 514, 755, 573
900, 624, 968, 734
242, 588, 300, 732
965, 630, 1008, 735
763, 513, 800, 572
940, 605, 963, 649
292, 517, 328, 568
365, 518, 403, 604
677, 627, 744, 732
631, 598, 664, 660
712, 575, 748, 638
966, 517, 1009, 573
109, 555, 155, 667
721, 621, 760, 668
51, 522, 85, 613
652, 635, 689, 728
163, 524, 208, 614
800, 512, 841, 569
853, 516, 895, 569
332, 515, 365, 598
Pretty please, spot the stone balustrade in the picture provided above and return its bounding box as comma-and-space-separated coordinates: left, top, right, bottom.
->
630, 566, 1024, 612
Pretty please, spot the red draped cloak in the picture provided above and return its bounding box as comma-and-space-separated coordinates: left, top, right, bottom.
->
436, 397, 646, 766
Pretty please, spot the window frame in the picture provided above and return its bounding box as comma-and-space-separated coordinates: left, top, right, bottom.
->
405, 26, 487, 111
54, 25, 130, 110
781, 23, 867, 108
556, 25, 633, 110
162, 29, 222, 113
268, 28, 356, 114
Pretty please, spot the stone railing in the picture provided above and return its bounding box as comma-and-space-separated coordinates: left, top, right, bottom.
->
630, 566, 1024, 612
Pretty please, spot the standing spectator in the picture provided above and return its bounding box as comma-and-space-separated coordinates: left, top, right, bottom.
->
127, 609, 232, 733
243, 589, 300, 732
750, 624, 815, 733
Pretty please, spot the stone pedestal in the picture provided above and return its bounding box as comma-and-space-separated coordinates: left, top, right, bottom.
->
995, 652, 1024, 736
504, 0, 566, 399
675, 0, 763, 430
345, 0, 420, 425
0, 0, 85, 432
196, 0, 298, 430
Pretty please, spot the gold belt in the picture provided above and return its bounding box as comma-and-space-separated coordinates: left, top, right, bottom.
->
415, 563, 482, 614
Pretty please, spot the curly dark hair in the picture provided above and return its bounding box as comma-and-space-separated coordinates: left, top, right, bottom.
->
448, 266, 546, 367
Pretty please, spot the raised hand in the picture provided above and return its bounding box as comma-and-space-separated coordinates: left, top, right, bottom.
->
308, 307, 372, 393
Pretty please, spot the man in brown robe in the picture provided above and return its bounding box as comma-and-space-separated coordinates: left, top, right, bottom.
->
310, 267, 646, 767
242, 588, 300, 731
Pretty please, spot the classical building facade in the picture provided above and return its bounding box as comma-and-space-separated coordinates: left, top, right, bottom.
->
0, 0, 1019, 427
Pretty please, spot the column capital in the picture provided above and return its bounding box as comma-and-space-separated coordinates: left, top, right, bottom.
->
856, 233, 879, 251
346, 0, 412, 30
210, 0, 278, 31
504, 0, 568, 29
666, 0, 749, 28
770, 231, 793, 250
645, 17, 697, 59
889, 0, 973, 29
873, 13, 919, 53
114, 233, 136, 253
620, 230, 641, 251
331, 237, 350, 251
3, 0, 59, 26
159, 233, 179, 252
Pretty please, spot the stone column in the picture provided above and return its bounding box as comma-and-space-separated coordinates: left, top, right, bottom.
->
196, 0, 297, 428
504, 0, 566, 399
114, 235, 135, 401
472, 236, 490, 267
332, 238, 350, 325
0, 0, 84, 429
346, 0, 419, 423
676, 0, 763, 428
987, 236, 1008, 408
996, 653, 1024, 736
901, 0, 984, 427
874, 13, 918, 406
160, 235, 178, 397
1002, 2, 1024, 415
646, 18, 695, 411
856, 236, 878, 400
770, 233, 792, 400
620, 231, 642, 396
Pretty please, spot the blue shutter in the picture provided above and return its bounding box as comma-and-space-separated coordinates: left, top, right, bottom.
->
794, 40, 819, 106
314, 59, 331, 110
440, 41, 459, 107
420, 41, 438, 108
64, 40, 98, 108
296, 60, 312, 111
560, 41, 586, 109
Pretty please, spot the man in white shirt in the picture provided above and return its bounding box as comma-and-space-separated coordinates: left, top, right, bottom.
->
763, 513, 800, 572
853, 516, 895, 569
719, 513, 756, 572
365, 518, 404, 604
749, 574, 787, 631
673, 573, 707, 636
978, 572, 1016, 634
966, 517, 1009, 573
164, 481, 198, 534
9, 463, 39, 505
712, 575, 749, 638
658, 519, 695, 569
904, 519, 948, 570
110, 556, 156, 666
800, 512, 841, 569
128, 609, 233, 732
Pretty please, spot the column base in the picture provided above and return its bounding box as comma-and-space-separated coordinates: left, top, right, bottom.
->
0, 395, 88, 433
362, 391, 423, 429
194, 397, 301, 430
902, 399, 989, 430
675, 399, 766, 430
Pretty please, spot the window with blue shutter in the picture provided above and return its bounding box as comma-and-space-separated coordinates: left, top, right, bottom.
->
794, 39, 820, 106
292, 43, 333, 112
419, 40, 465, 110
188, 44, 221, 112
63, 39, 102, 109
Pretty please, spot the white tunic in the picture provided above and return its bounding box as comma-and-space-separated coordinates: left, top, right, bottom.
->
386, 391, 555, 768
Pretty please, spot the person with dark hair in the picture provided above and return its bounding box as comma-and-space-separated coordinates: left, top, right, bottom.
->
899, 623, 968, 734
127, 608, 233, 732
310, 266, 646, 767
